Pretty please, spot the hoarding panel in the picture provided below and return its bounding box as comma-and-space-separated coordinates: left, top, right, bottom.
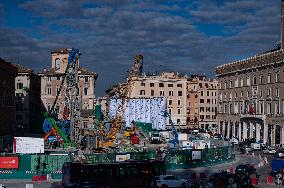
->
13, 137, 44, 154
0, 156, 19, 169
192, 150, 202, 160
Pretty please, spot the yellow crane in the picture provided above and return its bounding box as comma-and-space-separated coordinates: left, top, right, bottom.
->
102, 54, 143, 147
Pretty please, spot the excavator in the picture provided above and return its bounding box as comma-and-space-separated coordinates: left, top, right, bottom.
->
42, 48, 81, 148
101, 54, 143, 147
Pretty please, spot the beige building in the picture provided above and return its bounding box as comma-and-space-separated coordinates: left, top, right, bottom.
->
14, 64, 42, 135
216, 1, 284, 145
129, 72, 187, 130
38, 49, 98, 130
187, 75, 218, 131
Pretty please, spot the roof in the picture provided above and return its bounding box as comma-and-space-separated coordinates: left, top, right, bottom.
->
0, 58, 18, 76
12, 63, 33, 73
38, 67, 98, 79
51, 48, 72, 54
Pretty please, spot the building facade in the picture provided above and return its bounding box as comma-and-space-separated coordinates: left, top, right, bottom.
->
0, 58, 18, 147
187, 75, 218, 131
38, 49, 98, 130
216, 1, 284, 145
14, 64, 43, 135
129, 72, 188, 130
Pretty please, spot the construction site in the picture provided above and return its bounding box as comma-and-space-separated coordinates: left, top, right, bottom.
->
0, 49, 233, 187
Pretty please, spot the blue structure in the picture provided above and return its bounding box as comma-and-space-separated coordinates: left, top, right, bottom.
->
162, 111, 179, 148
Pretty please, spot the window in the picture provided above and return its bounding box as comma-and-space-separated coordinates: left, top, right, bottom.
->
267, 103, 272, 114
159, 83, 164, 87
150, 83, 154, 87
229, 81, 232, 88
178, 109, 181, 114
276, 73, 279, 83
200, 99, 204, 103
235, 79, 238, 87
47, 77, 52, 82
201, 91, 203, 96
177, 84, 182, 88
240, 79, 243, 87
47, 87, 51, 95
168, 84, 173, 87
169, 108, 172, 115
268, 74, 271, 83
260, 75, 263, 84
55, 58, 60, 69
276, 88, 279, 97
200, 107, 204, 112
84, 88, 88, 95
260, 90, 262, 97
207, 99, 210, 104
267, 88, 271, 97
260, 102, 264, 114
207, 91, 209, 96
169, 91, 173, 96
276, 102, 280, 114
17, 83, 23, 89
169, 100, 172, 105
141, 82, 145, 86
253, 76, 256, 85
200, 115, 204, 120
140, 90, 145, 95
206, 115, 210, 119
177, 100, 181, 106
241, 92, 243, 97
57, 76, 60, 80
84, 76, 88, 82
178, 91, 182, 96
57, 87, 60, 95
195, 94, 198, 98
160, 90, 164, 96
177, 119, 181, 124
247, 91, 249, 97
247, 76, 250, 86
151, 90, 154, 96
199, 83, 203, 88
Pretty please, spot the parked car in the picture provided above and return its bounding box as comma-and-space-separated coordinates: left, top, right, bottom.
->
276, 149, 284, 158
209, 171, 235, 187
263, 147, 277, 154
153, 175, 188, 188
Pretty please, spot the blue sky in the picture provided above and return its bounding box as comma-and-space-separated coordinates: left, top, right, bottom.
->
0, 0, 281, 96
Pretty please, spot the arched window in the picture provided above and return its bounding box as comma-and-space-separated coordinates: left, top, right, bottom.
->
55, 58, 60, 69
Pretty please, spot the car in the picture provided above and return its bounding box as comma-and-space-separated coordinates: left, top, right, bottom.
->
235, 164, 257, 176
276, 149, 284, 158
263, 147, 276, 154
209, 171, 235, 187
154, 175, 188, 188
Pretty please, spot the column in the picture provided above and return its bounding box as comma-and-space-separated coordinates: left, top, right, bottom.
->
238, 122, 242, 141
243, 122, 248, 140
249, 122, 254, 139
263, 123, 268, 144
226, 122, 230, 139
232, 122, 236, 138
218, 122, 221, 134
281, 126, 284, 146
256, 123, 260, 142
271, 124, 276, 146
222, 122, 226, 137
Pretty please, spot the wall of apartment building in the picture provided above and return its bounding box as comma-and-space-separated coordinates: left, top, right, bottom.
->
129, 72, 187, 129
0, 59, 17, 146
197, 79, 218, 130
186, 81, 199, 128
15, 72, 42, 134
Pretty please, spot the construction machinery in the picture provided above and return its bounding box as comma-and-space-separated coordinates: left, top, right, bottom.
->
162, 111, 179, 148
42, 48, 81, 147
102, 54, 143, 147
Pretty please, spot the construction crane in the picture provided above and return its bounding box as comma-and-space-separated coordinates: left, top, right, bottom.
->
162, 111, 179, 148
102, 54, 143, 147
42, 48, 81, 147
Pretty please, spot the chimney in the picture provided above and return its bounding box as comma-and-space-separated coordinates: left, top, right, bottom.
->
281, 0, 284, 49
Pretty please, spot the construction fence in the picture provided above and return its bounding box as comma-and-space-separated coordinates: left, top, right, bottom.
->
0, 146, 234, 179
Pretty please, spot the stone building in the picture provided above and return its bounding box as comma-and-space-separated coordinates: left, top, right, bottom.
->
14, 64, 43, 135
216, 1, 284, 145
0, 58, 18, 147
38, 49, 98, 130
187, 75, 218, 131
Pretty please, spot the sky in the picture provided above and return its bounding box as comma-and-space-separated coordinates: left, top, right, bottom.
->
0, 0, 281, 96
